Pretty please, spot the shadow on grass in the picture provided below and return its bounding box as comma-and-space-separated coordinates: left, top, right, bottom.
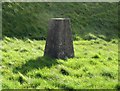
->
13, 56, 58, 74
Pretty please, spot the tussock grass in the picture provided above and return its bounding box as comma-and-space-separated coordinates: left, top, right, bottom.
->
2, 3, 118, 40
1, 37, 118, 89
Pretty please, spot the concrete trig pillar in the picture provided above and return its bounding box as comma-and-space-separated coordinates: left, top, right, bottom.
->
44, 18, 74, 59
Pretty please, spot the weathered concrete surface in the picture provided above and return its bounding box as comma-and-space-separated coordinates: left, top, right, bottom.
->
44, 18, 74, 59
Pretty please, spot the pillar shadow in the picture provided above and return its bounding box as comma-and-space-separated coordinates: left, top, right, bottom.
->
13, 56, 58, 74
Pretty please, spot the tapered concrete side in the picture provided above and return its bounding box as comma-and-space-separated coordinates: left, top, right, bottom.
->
44, 18, 74, 59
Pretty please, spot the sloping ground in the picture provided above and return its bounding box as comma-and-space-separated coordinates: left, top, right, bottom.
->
1, 37, 118, 89
2, 2, 118, 40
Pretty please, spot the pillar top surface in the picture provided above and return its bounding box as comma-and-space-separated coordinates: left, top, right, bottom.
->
51, 18, 70, 20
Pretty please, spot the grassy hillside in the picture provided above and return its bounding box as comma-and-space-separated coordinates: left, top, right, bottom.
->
2, 2, 118, 40
1, 2, 119, 90
1, 37, 118, 89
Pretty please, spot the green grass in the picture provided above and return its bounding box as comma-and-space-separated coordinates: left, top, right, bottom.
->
1, 2, 119, 90
1, 37, 118, 89
2, 2, 118, 40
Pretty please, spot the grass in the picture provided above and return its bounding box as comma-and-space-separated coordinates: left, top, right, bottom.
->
1, 37, 118, 89
2, 3, 118, 40
1, 2, 119, 90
